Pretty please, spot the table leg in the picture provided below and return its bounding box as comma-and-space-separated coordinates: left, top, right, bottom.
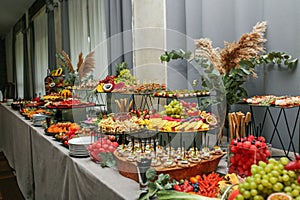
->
282, 108, 298, 154
250, 106, 268, 136
267, 108, 291, 157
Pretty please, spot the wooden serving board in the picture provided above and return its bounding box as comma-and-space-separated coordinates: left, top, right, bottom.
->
113, 151, 226, 182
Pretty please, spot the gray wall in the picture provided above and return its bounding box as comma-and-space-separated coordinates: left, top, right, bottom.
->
166, 0, 300, 152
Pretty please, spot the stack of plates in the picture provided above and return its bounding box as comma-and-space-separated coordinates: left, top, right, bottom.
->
68, 136, 92, 157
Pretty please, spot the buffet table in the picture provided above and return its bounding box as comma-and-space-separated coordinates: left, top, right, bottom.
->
0, 104, 139, 200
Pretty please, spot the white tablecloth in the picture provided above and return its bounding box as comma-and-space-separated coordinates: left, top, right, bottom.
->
0, 104, 139, 200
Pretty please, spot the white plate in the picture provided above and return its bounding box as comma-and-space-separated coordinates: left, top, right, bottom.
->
69, 152, 89, 157
69, 149, 88, 153
68, 136, 92, 145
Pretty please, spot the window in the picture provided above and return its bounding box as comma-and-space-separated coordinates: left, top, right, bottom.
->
15, 32, 24, 99
33, 9, 48, 96
68, 0, 108, 81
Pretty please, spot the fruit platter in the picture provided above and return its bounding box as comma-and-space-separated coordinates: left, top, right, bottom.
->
44, 122, 95, 147
44, 98, 96, 109
153, 89, 210, 98
45, 122, 81, 136
20, 107, 54, 120
242, 95, 300, 107
144, 100, 216, 132
11, 99, 44, 110
96, 99, 216, 134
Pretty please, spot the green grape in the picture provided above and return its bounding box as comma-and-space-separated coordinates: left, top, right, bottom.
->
291, 189, 299, 197
277, 163, 284, 170
264, 165, 272, 173
255, 178, 261, 184
243, 191, 251, 199
254, 174, 261, 179
251, 165, 258, 174
249, 182, 257, 189
268, 158, 277, 164
261, 179, 269, 187
282, 174, 290, 182
253, 195, 264, 200
256, 166, 263, 172
240, 182, 250, 190
250, 189, 258, 196
291, 183, 297, 189
270, 177, 278, 184
273, 165, 281, 172
235, 194, 244, 200
288, 170, 296, 178
284, 186, 292, 192
273, 182, 283, 192
271, 170, 280, 177
262, 175, 269, 180
259, 170, 266, 176
257, 184, 264, 191
239, 187, 246, 194
246, 177, 255, 183
258, 161, 267, 168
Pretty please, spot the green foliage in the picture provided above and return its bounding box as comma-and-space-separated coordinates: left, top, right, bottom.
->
139, 169, 173, 200
160, 49, 193, 63
99, 152, 116, 168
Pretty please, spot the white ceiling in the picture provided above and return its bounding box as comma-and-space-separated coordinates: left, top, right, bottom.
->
0, 0, 36, 38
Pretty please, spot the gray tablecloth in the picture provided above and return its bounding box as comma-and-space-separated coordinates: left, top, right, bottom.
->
0, 104, 34, 199
0, 104, 139, 200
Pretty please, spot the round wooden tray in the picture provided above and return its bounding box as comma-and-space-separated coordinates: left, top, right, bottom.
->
113, 151, 226, 182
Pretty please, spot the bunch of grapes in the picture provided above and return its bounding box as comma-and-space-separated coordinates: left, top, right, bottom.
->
114, 69, 136, 86
236, 157, 300, 200
163, 100, 183, 118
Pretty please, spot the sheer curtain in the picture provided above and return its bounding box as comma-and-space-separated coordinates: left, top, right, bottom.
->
88, 0, 108, 80
68, 0, 89, 66
68, 0, 108, 80
15, 32, 24, 99
34, 10, 48, 96
5, 29, 14, 83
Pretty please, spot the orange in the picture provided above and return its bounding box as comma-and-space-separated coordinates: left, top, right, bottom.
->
195, 175, 201, 181
190, 177, 198, 184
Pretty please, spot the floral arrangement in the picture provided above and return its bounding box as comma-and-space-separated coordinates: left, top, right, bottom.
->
56, 50, 96, 86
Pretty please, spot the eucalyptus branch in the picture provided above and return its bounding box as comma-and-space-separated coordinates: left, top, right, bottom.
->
160, 49, 193, 63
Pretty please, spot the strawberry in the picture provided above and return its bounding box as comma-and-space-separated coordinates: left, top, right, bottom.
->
173, 184, 182, 191
243, 141, 251, 149
183, 185, 194, 192
228, 189, 240, 200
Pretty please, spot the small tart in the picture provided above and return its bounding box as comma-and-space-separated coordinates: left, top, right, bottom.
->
151, 158, 161, 167
163, 159, 175, 168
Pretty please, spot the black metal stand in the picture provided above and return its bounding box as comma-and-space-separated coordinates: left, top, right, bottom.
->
249, 105, 300, 159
